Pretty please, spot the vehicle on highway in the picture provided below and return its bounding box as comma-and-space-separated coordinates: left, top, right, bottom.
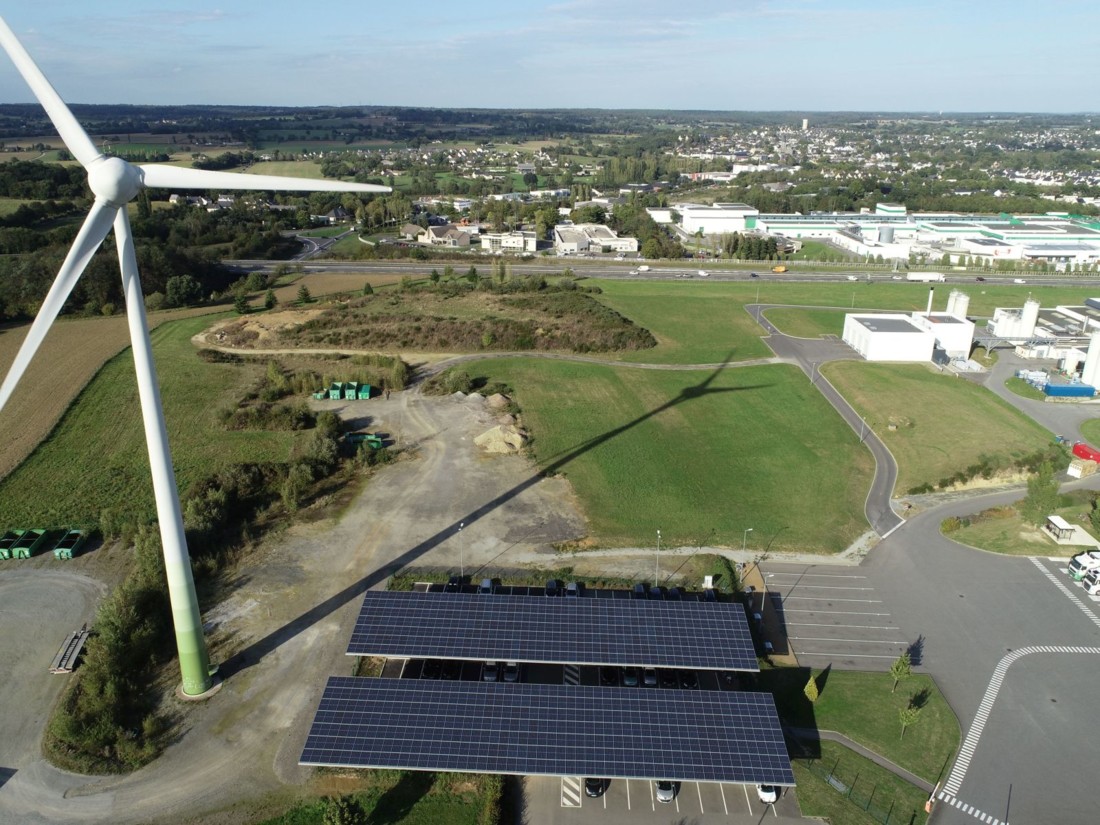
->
891, 275, 902, 280
503, 661, 520, 682
698, 270, 708, 277
772, 265, 787, 273
655, 780, 677, 803
756, 784, 778, 804
629, 269, 639, 275
846, 275, 858, 281
637, 265, 650, 272
750, 271, 758, 277
976, 276, 986, 281
585, 778, 608, 798
482, 661, 500, 682
1013, 278, 1026, 284
907, 271, 945, 282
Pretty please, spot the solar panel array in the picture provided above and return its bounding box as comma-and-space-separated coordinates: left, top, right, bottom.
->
301, 677, 793, 785
348, 591, 758, 671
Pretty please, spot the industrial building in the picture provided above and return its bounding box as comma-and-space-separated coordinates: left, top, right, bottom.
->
553, 223, 638, 255
843, 289, 976, 363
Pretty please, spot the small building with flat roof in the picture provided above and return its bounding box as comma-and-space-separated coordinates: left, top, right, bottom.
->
842, 314, 936, 362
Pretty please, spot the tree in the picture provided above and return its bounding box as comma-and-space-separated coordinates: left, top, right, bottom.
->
297, 284, 312, 305
1020, 462, 1060, 526
165, 274, 203, 308
889, 652, 911, 693
264, 289, 277, 310
233, 292, 249, 315
361, 282, 373, 296
803, 674, 819, 704
322, 795, 366, 825
899, 704, 922, 739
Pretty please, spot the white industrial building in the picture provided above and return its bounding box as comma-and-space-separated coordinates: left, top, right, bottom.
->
677, 202, 760, 235
553, 223, 638, 255
843, 289, 975, 362
480, 231, 538, 253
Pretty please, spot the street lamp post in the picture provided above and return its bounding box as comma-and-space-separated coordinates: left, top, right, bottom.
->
458, 521, 465, 579
742, 527, 753, 554
655, 529, 661, 584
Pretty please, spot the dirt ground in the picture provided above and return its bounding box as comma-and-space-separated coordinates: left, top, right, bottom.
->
0, 387, 585, 824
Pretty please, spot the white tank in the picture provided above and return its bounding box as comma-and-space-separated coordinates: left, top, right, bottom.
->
1022, 299, 1040, 333
1082, 332, 1100, 388
953, 292, 970, 319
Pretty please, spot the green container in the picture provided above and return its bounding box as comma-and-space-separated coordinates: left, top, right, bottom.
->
52, 529, 87, 560
0, 530, 17, 560
329, 382, 344, 400
344, 381, 359, 400
357, 384, 372, 400
312, 389, 327, 400
11, 528, 47, 559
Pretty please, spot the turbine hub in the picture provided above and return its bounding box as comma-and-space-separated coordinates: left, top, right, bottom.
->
87, 156, 142, 207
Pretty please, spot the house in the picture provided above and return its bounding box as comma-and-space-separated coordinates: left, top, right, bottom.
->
419, 225, 471, 248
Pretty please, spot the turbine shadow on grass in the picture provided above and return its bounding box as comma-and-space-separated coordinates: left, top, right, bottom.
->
222, 351, 771, 675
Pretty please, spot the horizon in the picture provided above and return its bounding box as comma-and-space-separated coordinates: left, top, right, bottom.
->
1, 2, 1098, 114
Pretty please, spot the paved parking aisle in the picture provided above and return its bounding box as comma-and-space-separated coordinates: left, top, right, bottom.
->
525, 776, 805, 824
1029, 556, 1100, 624
763, 563, 914, 671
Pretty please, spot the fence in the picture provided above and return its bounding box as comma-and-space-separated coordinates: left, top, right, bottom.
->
801, 757, 922, 825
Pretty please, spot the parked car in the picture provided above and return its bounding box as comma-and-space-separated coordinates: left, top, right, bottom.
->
643, 667, 658, 687
441, 660, 461, 680
445, 576, 462, 593
599, 666, 619, 687
481, 661, 500, 682
585, 778, 608, 798
621, 667, 639, 687
659, 669, 678, 688
479, 578, 493, 594
703, 588, 718, 603
666, 587, 682, 601
632, 583, 648, 599
655, 781, 677, 803
756, 784, 778, 804
678, 669, 699, 689
545, 579, 561, 597
647, 585, 665, 600
565, 581, 583, 597
503, 661, 520, 682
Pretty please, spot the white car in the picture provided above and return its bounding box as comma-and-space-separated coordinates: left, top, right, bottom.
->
891, 275, 902, 280
655, 780, 676, 803
698, 270, 708, 277
1013, 278, 1026, 284
756, 784, 778, 804
629, 269, 639, 275
846, 275, 858, 281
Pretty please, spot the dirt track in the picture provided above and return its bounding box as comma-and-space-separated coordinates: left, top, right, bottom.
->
0, 388, 584, 824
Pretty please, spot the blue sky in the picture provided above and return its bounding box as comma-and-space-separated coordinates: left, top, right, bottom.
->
1, 1, 1097, 112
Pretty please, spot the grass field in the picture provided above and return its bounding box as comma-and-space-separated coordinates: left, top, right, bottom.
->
793, 741, 929, 825
244, 160, 326, 179
823, 361, 1054, 494
0, 315, 303, 527
0, 197, 37, 216
1005, 376, 1047, 401
1082, 419, 1100, 444
474, 359, 873, 551
945, 493, 1093, 556
764, 307, 854, 338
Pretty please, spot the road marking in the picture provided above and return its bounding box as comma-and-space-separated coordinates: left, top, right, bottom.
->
793, 651, 902, 659
782, 596, 883, 603
561, 777, 582, 808
719, 782, 729, 815
788, 622, 899, 630
1029, 557, 1100, 630
942, 645, 1100, 798
696, 781, 704, 812
778, 585, 875, 591
625, 777, 631, 810
768, 572, 868, 579
790, 636, 907, 644
936, 791, 1002, 824
743, 783, 753, 815
785, 608, 892, 616
563, 664, 580, 686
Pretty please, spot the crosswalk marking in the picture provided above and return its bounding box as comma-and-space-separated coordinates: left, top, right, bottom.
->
937, 790, 1002, 824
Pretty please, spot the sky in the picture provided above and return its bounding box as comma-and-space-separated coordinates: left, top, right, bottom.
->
1, 1, 1098, 113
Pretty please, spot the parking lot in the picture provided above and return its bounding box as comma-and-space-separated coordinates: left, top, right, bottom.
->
524, 775, 805, 824
761, 563, 914, 671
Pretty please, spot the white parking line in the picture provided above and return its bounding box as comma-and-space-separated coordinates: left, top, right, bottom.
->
768, 572, 868, 579
1029, 557, 1100, 630
625, 778, 631, 810
779, 585, 876, 590
696, 781, 704, 813
719, 782, 729, 815
743, 784, 754, 816
785, 608, 892, 616
783, 596, 883, 603
790, 636, 907, 644
795, 651, 902, 659
788, 622, 899, 630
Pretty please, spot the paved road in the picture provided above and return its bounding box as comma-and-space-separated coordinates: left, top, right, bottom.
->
982, 350, 1099, 442
751, 304, 904, 537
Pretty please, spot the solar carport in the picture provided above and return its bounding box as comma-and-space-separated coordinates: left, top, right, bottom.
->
300, 589, 794, 786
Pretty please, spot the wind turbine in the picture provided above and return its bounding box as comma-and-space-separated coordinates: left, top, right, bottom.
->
0, 17, 390, 696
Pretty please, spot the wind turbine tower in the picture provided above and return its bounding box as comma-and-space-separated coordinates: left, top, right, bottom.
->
0, 17, 391, 695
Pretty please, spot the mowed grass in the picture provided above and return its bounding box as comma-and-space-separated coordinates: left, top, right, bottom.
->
823, 362, 1054, 494
0, 316, 301, 528
244, 160, 326, 179
764, 307, 855, 338
476, 359, 873, 551
945, 496, 1092, 557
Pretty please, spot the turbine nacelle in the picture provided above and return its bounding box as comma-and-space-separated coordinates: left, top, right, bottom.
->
88, 156, 142, 207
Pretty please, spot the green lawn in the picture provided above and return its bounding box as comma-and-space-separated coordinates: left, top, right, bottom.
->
244, 160, 326, 179
793, 741, 929, 825
0, 316, 302, 528
823, 361, 1054, 494
0, 197, 36, 216
1004, 376, 1046, 401
944, 493, 1093, 556
764, 307, 853, 338
474, 359, 873, 551
1082, 419, 1100, 444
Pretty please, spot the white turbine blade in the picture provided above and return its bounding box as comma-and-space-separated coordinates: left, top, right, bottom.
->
0, 16, 101, 167
0, 200, 117, 413
139, 164, 391, 194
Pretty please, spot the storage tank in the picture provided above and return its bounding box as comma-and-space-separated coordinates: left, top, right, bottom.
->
952, 291, 970, 319
1021, 299, 1040, 334
1081, 331, 1100, 388
878, 226, 895, 243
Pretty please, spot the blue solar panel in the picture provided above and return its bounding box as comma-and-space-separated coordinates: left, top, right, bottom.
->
300, 677, 793, 785
347, 591, 758, 671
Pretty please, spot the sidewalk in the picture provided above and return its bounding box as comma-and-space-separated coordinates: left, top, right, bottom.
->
786, 727, 935, 794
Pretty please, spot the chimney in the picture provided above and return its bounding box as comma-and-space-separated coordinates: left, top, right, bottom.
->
926, 287, 934, 315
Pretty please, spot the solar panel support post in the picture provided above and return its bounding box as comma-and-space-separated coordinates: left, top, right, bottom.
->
655, 528, 661, 584
458, 521, 464, 579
